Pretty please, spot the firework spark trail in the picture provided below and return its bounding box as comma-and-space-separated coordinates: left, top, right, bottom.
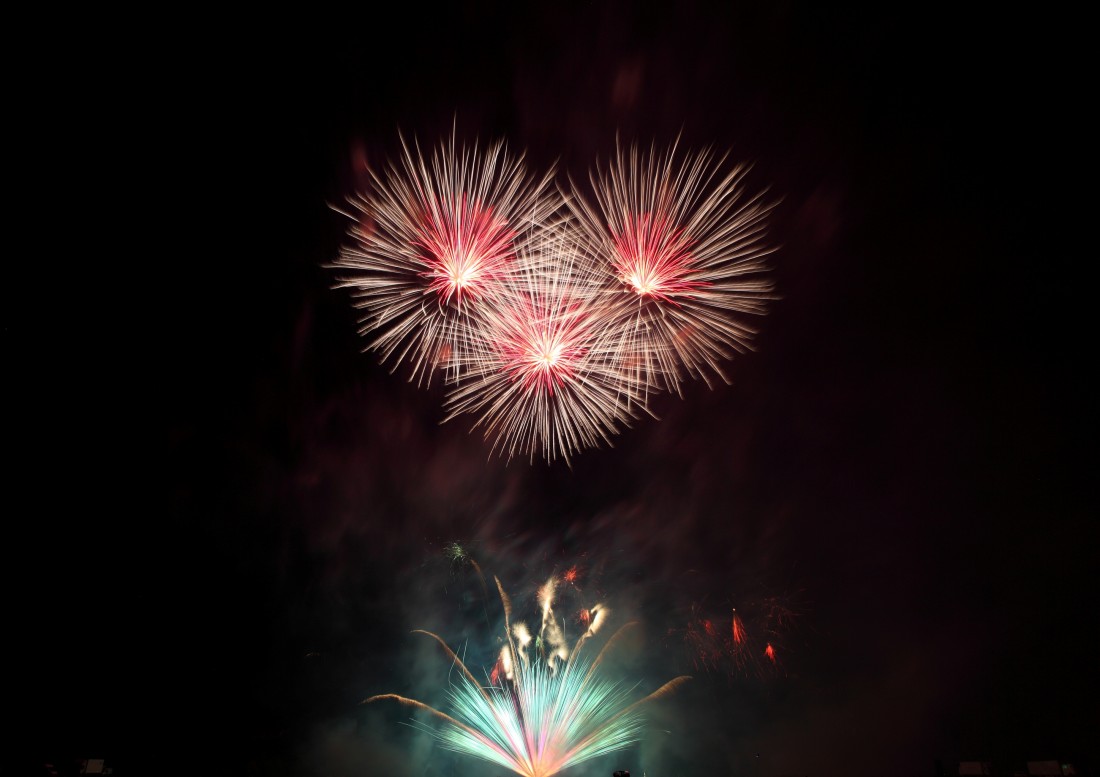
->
331, 130, 562, 385
442, 229, 652, 464
666, 585, 803, 681
565, 136, 778, 395
729, 608, 757, 675
365, 576, 690, 777
731, 609, 746, 646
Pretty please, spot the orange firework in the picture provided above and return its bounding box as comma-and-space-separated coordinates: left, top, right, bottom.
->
667, 586, 803, 682
731, 609, 746, 645
677, 603, 724, 673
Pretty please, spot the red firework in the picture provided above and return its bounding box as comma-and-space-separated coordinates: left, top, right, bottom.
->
728, 608, 758, 676
331, 130, 561, 386
489, 654, 506, 686
609, 212, 706, 302
669, 590, 801, 682
731, 609, 746, 646
442, 234, 648, 464
567, 137, 777, 394
495, 293, 590, 395
416, 193, 517, 307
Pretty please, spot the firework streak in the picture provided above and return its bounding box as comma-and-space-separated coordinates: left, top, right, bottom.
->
332, 132, 776, 463
365, 577, 691, 777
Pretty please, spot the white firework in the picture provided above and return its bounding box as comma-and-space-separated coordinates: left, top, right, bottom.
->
331, 130, 563, 385
565, 136, 778, 394
442, 226, 652, 465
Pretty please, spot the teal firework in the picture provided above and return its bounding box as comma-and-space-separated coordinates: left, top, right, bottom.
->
366, 577, 690, 777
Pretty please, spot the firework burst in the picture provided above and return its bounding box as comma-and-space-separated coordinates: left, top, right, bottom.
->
330, 130, 780, 463
566, 136, 778, 394
366, 577, 690, 777
331, 130, 562, 385
442, 230, 651, 464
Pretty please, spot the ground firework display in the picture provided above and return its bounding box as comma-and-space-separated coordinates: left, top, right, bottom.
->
367, 570, 690, 777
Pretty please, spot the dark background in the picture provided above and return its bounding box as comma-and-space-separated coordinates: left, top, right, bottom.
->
5, 3, 1094, 776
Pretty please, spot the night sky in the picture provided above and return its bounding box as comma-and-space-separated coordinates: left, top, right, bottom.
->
5, 4, 1094, 777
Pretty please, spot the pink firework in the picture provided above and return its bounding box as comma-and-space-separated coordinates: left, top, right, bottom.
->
416, 193, 518, 307
496, 293, 589, 394
443, 232, 649, 464
331, 130, 562, 385
566, 137, 778, 394
609, 212, 705, 303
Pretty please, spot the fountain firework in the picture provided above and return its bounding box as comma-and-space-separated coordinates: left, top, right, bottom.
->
366, 575, 690, 777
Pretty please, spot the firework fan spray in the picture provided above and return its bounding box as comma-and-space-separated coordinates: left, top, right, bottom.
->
365, 576, 690, 777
